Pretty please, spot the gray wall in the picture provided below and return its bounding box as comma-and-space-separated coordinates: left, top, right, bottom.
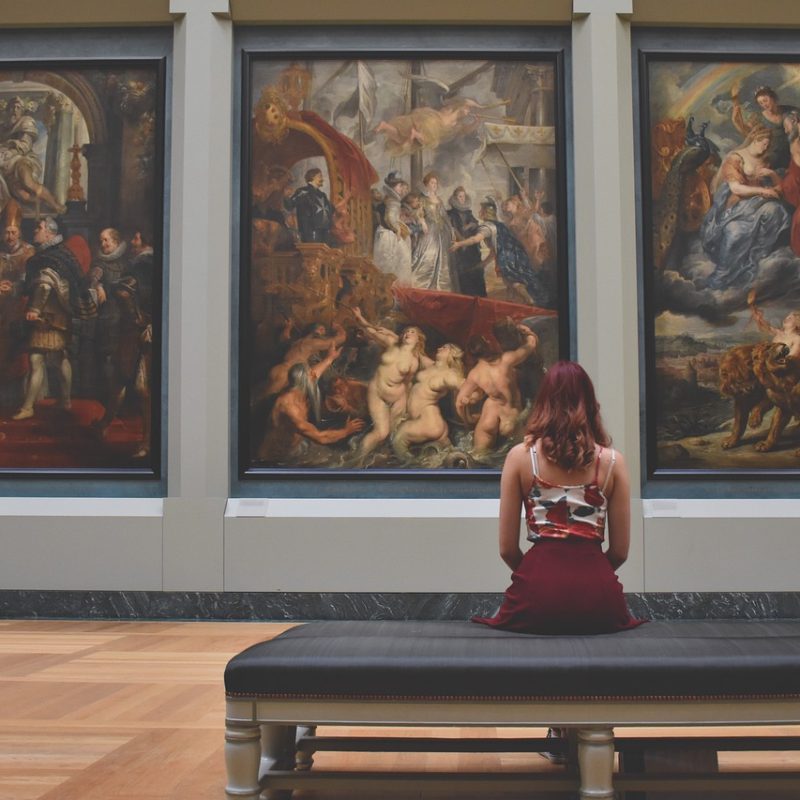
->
1, 0, 798, 598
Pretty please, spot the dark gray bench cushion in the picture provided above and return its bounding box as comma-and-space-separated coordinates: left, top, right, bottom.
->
225, 620, 800, 700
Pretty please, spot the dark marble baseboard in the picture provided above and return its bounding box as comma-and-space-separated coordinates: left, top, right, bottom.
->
1, 590, 800, 621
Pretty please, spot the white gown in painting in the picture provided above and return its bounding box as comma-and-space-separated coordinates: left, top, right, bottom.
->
373, 183, 413, 285
411, 176, 459, 293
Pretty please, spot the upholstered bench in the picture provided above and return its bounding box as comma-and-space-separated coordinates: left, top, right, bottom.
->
224, 619, 800, 798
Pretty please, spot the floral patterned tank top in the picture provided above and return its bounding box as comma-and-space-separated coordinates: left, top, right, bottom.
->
524, 446, 616, 543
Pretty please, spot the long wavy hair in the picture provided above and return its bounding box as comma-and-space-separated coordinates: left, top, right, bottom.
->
524, 361, 610, 470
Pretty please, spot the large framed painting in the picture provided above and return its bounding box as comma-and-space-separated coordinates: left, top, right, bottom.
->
238, 32, 571, 482
638, 41, 800, 479
0, 57, 165, 479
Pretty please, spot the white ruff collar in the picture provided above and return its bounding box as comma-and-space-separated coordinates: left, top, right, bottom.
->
39, 234, 64, 250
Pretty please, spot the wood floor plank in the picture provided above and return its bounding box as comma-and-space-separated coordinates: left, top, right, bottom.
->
0, 633, 121, 654
0, 681, 127, 720
25, 651, 231, 684
34, 729, 221, 800
0, 730, 133, 800
0, 769, 65, 800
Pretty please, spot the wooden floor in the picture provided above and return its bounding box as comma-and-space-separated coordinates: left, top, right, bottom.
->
0, 619, 798, 799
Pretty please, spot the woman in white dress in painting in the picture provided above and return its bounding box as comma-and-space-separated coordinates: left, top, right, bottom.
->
411, 172, 459, 293
372, 171, 413, 285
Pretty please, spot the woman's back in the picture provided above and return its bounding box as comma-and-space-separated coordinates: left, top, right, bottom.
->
524, 440, 616, 543
472, 360, 643, 636
525, 438, 616, 491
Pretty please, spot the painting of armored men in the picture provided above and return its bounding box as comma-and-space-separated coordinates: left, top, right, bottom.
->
641, 55, 800, 474
0, 62, 163, 475
240, 56, 569, 473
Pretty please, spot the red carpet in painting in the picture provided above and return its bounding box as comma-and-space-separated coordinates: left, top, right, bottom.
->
0, 399, 146, 468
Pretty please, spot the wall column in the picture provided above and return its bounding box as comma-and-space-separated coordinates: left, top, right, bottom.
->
164, 0, 233, 589
572, 0, 643, 590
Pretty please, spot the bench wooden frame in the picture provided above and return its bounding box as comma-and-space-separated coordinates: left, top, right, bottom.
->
224, 694, 800, 798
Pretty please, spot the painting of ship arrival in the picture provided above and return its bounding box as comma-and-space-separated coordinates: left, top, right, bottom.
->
241, 57, 567, 472
0, 62, 163, 475
643, 57, 800, 473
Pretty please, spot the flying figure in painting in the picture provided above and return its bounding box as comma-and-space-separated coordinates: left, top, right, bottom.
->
375, 98, 485, 156
374, 70, 511, 157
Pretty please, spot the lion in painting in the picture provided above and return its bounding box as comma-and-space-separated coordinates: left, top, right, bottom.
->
718, 341, 800, 454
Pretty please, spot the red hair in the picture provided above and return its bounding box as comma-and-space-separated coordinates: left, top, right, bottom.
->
524, 361, 610, 470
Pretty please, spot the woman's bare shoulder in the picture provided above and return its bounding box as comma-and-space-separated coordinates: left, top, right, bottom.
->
504, 442, 531, 468
509, 441, 531, 457
602, 446, 628, 487
609, 446, 627, 465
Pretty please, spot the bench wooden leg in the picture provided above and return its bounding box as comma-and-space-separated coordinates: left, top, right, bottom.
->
225, 720, 262, 799
577, 727, 615, 800
295, 724, 316, 770
260, 723, 297, 800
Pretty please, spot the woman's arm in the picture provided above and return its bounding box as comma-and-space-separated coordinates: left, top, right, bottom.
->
728, 178, 780, 200
450, 228, 488, 251
455, 375, 480, 422
605, 450, 631, 571
498, 446, 526, 571
606, 451, 631, 570
308, 342, 341, 382
351, 306, 398, 348
503, 324, 538, 367
755, 166, 783, 188
722, 153, 779, 200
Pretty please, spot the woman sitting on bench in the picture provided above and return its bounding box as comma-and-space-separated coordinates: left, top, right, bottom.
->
473, 360, 644, 635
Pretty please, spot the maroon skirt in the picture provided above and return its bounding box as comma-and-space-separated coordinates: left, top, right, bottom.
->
473, 536, 645, 635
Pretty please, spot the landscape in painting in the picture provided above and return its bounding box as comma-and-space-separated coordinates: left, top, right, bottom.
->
645, 59, 800, 471
0, 64, 161, 473
244, 58, 565, 471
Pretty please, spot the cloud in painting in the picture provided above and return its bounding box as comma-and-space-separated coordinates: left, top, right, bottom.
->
656, 237, 800, 324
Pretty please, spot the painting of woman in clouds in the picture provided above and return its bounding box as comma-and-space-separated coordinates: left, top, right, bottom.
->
641, 56, 800, 473
240, 55, 569, 474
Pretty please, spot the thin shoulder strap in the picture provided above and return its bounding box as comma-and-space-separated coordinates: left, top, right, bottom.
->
530, 445, 540, 478
601, 448, 617, 492
593, 446, 604, 483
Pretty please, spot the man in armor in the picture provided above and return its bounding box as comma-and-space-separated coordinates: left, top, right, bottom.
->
12, 217, 97, 420
286, 168, 333, 244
